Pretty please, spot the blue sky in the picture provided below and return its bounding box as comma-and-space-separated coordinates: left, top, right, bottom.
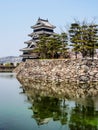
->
0, 0, 98, 57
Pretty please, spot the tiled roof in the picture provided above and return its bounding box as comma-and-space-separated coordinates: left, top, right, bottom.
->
32, 18, 56, 29
28, 31, 54, 37
24, 40, 32, 44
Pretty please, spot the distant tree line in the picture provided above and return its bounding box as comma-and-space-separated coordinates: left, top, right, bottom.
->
33, 20, 98, 59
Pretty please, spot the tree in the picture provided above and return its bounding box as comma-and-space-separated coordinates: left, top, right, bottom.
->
33, 33, 69, 59
69, 21, 98, 59
59, 33, 69, 58
69, 23, 81, 59
34, 35, 49, 59
79, 23, 98, 59
86, 24, 98, 59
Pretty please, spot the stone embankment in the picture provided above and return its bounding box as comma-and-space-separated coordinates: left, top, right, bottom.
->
14, 59, 98, 98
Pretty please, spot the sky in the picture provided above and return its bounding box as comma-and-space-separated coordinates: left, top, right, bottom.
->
0, 0, 98, 57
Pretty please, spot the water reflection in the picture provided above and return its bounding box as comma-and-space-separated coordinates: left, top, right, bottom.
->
0, 73, 16, 79
70, 99, 98, 130
17, 76, 98, 98
31, 97, 62, 125
20, 84, 98, 130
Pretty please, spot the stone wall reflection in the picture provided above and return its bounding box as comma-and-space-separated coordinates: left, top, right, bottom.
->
17, 77, 98, 98
19, 80, 98, 129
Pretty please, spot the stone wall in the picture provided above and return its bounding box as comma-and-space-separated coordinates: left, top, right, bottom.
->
14, 59, 98, 98
14, 59, 98, 83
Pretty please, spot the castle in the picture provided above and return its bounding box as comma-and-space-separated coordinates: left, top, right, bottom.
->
20, 18, 56, 61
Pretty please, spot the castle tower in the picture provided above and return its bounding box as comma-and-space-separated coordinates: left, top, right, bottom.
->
20, 18, 56, 60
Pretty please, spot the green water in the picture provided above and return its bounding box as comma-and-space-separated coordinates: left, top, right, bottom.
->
0, 73, 98, 130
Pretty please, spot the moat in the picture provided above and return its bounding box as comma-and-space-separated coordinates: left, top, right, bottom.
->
0, 73, 98, 130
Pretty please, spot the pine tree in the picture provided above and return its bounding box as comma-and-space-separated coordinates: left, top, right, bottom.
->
33, 33, 69, 59
69, 21, 98, 59
69, 23, 81, 58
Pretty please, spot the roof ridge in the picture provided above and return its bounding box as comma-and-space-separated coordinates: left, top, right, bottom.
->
38, 17, 48, 22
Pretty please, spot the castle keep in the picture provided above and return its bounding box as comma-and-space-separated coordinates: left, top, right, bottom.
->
20, 18, 56, 60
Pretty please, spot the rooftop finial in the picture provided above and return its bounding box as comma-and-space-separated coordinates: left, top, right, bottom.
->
47, 18, 48, 22
38, 17, 40, 20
